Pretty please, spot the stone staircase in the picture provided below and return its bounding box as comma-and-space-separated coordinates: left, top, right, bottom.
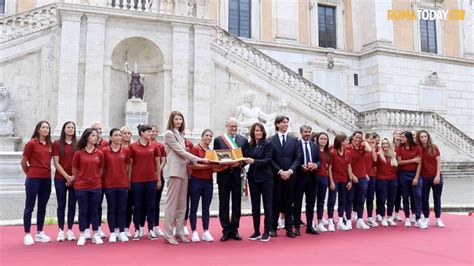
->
211, 27, 474, 162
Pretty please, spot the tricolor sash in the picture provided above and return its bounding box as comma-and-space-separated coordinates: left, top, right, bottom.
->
222, 133, 238, 149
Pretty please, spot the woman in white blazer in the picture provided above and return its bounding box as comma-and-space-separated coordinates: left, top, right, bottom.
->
162, 111, 210, 244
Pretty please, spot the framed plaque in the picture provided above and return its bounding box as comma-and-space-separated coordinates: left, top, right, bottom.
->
205, 148, 244, 164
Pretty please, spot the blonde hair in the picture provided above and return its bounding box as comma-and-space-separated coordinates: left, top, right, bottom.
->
379, 138, 398, 167
120, 126, 133, 146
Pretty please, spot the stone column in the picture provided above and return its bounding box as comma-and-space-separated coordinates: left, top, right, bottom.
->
358, 0, 394, 50
82, 14, 107, 130
55, 11, 82, 134
461, 0, 474, 59
171, 23, 190, 120
191, 25, 212, 136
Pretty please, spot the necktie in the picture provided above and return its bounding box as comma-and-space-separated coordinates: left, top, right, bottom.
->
282, 135, 286, 147
304, 141, 311, 165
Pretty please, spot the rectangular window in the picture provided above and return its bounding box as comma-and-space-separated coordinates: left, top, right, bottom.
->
298, 68, 303, 76
420, 17, 437, 53
228, 0, 251, 38
0, 0, 5, 14
353, 74, 359, 86
318, 5, 337, 49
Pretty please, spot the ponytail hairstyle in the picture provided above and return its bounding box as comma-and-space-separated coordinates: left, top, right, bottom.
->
59, 121, 77, 156
137, 124, 153, 137
379, 138, 398, 167
120, 126, 133, 146
333, 132, 348, 153
417, 130, 437, 156
109, 128, 122, 145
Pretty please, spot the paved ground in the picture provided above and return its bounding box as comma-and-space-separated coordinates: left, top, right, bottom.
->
1, 176, 473, 225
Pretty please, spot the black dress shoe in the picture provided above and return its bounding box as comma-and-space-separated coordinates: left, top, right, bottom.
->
232, 232, 243, 241
269, 231, 277, 237
286, 231, 296, 238
294, 228, 301, 236
306, 227, 319, 235
220, 234, 229, 242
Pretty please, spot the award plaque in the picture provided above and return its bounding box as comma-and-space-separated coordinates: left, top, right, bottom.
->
205, 148, 245, 164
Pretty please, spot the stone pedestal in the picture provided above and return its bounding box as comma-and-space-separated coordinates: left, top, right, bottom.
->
125, 98, 149, 132
0, 137, 21, 151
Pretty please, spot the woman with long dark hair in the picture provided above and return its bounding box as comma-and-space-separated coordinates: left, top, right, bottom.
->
397, 131, 426, 229
21, 121, 53, 246
102, 128, 131, 242
327, 133, 353, 232
418, 130, 444, 228
72, 128, 105, 245
52, 121, 77, 242
314, 132, 331, 232
244, 123, 274, 242
364, 133, 378, 227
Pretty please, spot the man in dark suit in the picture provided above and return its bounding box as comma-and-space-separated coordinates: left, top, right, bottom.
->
270, 115, 301, 238
213, 117, 248, 241
293, 125, 321, 236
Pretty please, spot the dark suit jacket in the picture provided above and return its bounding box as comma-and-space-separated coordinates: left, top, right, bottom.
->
243, 139, 273, 183
296, 140, 322, 179
213, 134, 248, 186
270, 134, 301, 178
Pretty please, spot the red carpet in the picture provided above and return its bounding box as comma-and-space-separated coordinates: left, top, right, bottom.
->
1, 213, 472, 265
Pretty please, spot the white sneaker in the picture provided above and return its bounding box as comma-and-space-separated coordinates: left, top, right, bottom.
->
139, 226, 145, 237
148, 230, 158, 240
322, 218, 329, 226
367, 218, 379, 227
184, 226, 190, 236
191, 231, 200, 243
66, 229, 75, 241
376, 214, 383, 222
381, 218, 389, 227
153, 226, 165, 237
337, 222, 349, 231
416, 219, 428, 229
202, 230, 214, 242
114, 228, 120, 236
388, 217, 397, 226
172, 227, 176, 236
404, 218, 412, 227
24, 234, 35, 246
124, 228, 132, 238
435, 218, 445, 228
356, 219, 370, 230
423, 217, 430, 227
108, 233, 117, 243
92, 233, 104, 244
316, 223, 328, 233
352, 212, 358, 222
84, 229, 92, 240
97, 227, 106, 238
133, 230, 140, 241
328, 220, 335, 232
346, 220, 352, 230
394, 213, 403, 222
35, 231, 51, 243
118, 232, 129, 242
77, 233, 86, 246
57, 230, 65, 242
277, 218, 285, 230
411, 216, 416, 224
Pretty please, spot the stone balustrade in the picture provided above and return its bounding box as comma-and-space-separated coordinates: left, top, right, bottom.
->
0, 5, 58, 43
212, 27, 360, 127
360, 109, 474, 155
